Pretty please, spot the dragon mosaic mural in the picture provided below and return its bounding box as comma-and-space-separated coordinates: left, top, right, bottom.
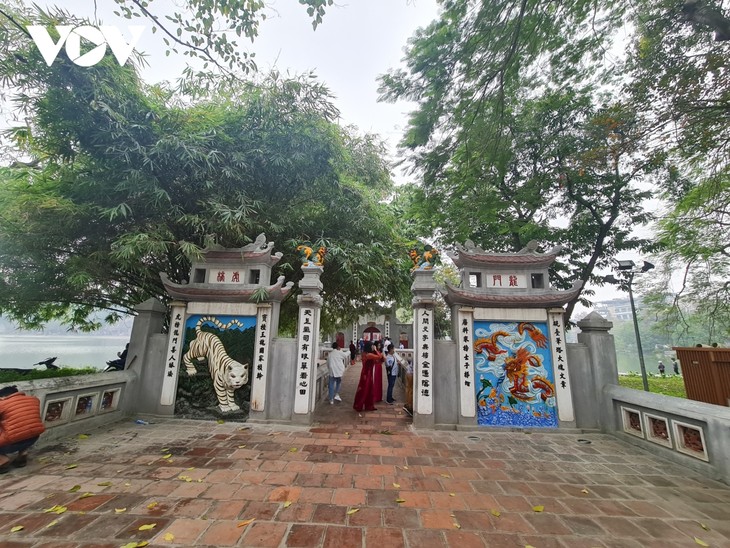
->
474, 321, 557, 427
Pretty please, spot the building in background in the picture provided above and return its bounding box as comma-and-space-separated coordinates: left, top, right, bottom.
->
593, 298, 638, 322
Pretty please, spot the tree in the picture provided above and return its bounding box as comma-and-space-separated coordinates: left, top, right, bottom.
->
0, 4, 412, 331
628, 0, 730, 169
627, 0, 730, 330
391, 85, 661, 320
640, 233, 730, 345
381, 0, 730, 322
379, 0, 665, 320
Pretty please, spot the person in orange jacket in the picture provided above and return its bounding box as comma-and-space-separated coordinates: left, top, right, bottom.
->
0, 386, 45, 473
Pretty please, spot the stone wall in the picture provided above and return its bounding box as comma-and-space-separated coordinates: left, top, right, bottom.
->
3, 371, 136, 442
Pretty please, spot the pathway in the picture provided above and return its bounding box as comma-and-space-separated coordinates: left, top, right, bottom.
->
1, 361, 729, 547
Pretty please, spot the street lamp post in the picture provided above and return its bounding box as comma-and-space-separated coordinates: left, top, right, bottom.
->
604, 259, 654, 392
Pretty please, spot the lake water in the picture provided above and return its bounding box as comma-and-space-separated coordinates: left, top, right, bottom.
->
0, 334, 129, 371
0, 334, 648, 374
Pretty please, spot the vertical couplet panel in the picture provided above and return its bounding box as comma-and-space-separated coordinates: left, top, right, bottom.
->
548, 309, 574, 422
415, 308, 434, 415
294, 307, 316, 414
457, 308, 476, 418
250, 304, 272, 411
160, 304, 187, 406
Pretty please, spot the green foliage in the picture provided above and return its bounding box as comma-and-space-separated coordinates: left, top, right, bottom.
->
618, 372, 687, 399
641, 268, 730, 346
0, 367, 98, 383
391, 87, 660, 320
628, 0, 730, 171
379, 0, 627, 169
383, 0, 729, 324
0, 3, 412, 331
626, 0, 730, 330
643, 171, 730, 340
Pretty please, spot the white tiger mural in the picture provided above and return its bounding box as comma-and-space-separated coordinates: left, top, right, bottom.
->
182, 316, 250, 413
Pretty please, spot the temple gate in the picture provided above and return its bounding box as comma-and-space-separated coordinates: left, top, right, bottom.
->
153, 236, 327, 424
157, 236, 292, 420
411, 240, 583, 430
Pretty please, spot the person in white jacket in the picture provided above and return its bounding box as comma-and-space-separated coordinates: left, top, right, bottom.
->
327, 342, 350, 404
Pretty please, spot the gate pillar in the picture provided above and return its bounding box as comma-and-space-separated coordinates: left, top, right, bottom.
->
292, 264, 324, 423
412, 268, 437, 428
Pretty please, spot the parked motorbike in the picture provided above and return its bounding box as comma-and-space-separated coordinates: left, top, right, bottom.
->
0, 357, 59, 376
103, 359, 125, 372
34, 357, 59, 370
103, 344, 128, 372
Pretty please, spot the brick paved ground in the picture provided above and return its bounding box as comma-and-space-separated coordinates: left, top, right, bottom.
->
1, 361, 730, 547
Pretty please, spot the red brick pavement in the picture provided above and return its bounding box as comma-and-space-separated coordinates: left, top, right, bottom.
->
1, 359, 730, 547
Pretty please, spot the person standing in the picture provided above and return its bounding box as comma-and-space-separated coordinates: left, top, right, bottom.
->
353, 341, 383, 413
671, 357, 680, 375
385, 345, 400, 404
327, 342, 349, 405
349, 340, 357, 365
0, 386, 45, 473
373, 340, 385, 403
658, 361, 666, 376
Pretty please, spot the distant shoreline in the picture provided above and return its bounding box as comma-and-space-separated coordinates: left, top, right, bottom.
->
0, 334, 130, 370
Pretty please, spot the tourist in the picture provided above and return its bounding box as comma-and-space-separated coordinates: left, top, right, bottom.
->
0, 386, 45, 474
657, 361, 666, 376
349, 340, 357, 365
671, 357, 680, 375
353, 341, 383, 414
373, 340, 385, 403
385, 345, 399, 404
327, 342, 349, 405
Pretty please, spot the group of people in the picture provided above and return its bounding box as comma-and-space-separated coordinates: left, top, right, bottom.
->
352, 338, 407, 414
326, 337, 409, 414
657, 357, 680, 376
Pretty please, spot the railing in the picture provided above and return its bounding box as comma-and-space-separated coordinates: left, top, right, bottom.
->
2, 370, 136, 441
606, 384, 730, 484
